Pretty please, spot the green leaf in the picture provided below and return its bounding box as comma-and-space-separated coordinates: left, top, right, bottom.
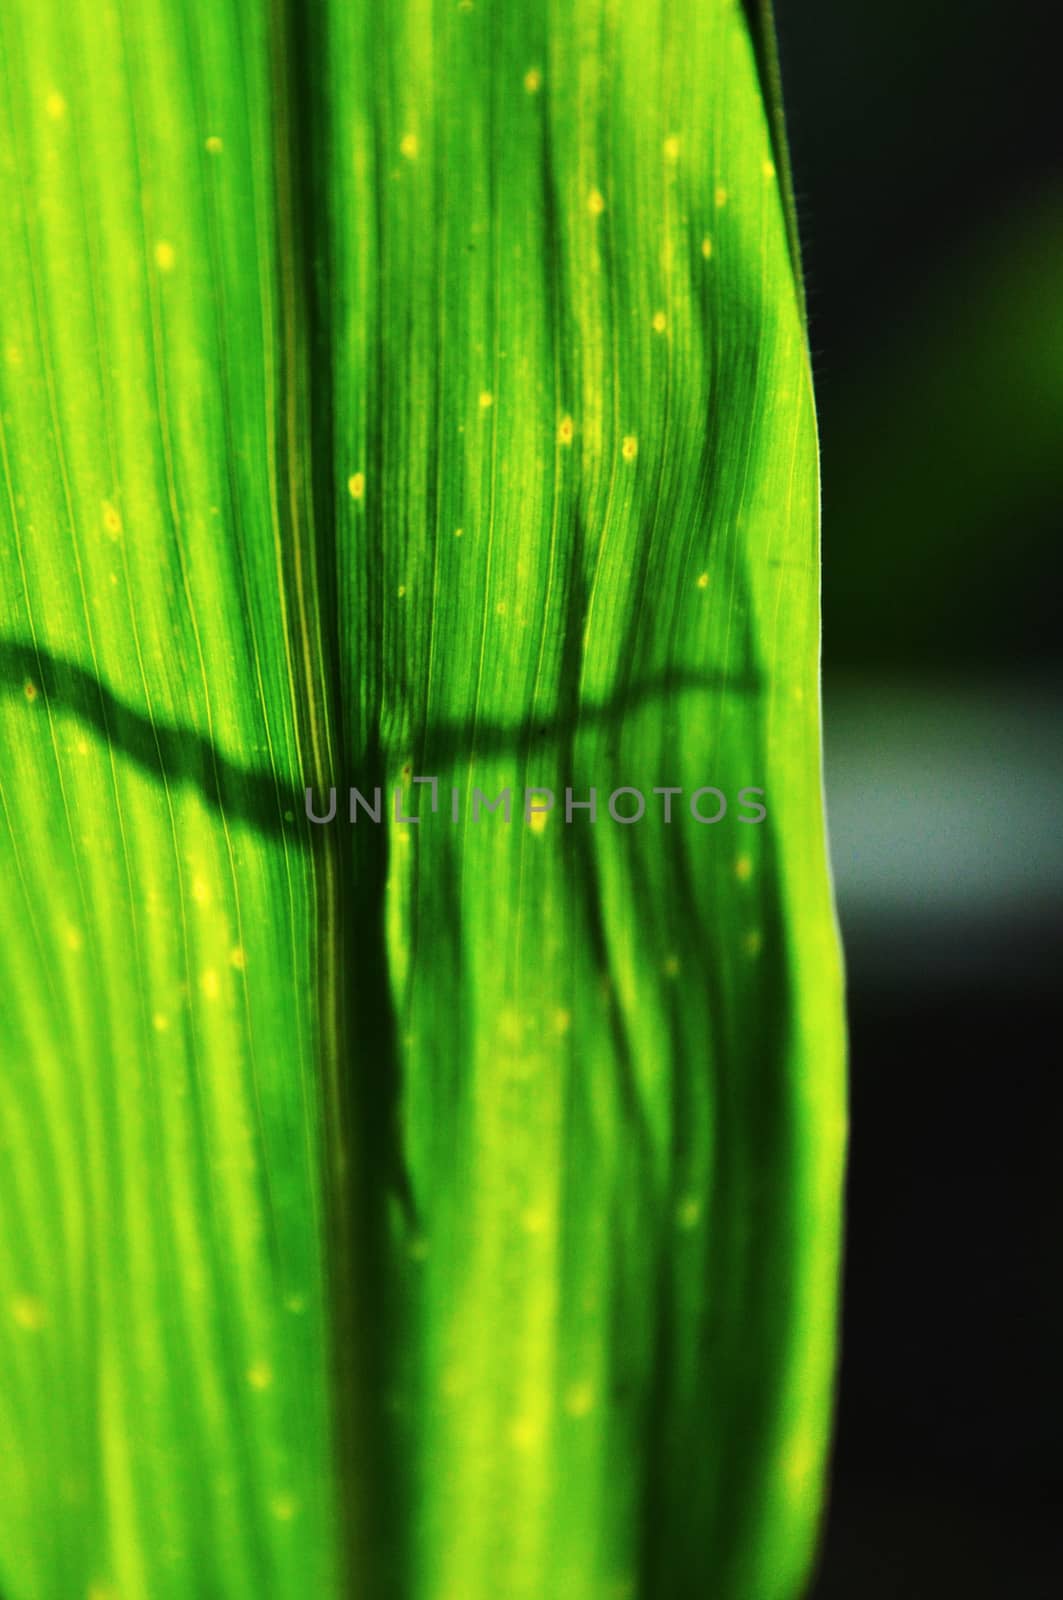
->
0, 2, 845, 1598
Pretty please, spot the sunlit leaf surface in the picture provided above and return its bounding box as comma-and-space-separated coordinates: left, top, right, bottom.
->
0, 1, 845, 1596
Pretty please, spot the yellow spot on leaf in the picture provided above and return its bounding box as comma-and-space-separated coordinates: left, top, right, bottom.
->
200, 969, 220, 1001
520, 1205, 550, 1235
11, 1295, 46, 1332
498, 1007, 524, 1044
247, 1360, 273, 1391
552, 1007, 571, 1035
714, 186, 728, 209
652, 310, 667, 333
230, 945, 246, 972
192, 876, 210, 906
454, 526, 463, 538
23, 680, 37, 703
101, 501, 122, 539
478, 389, 493, 409
663, 135, 681, 162
663, 953, 680, 978
523, 67, 542, 94
735, 856, 752, 881
701, 235, 713, 259
784, 1432, 817, 1494
45, 91, 66, 121
397, 584, 406, 598
588, 187, 606, 217
529, 808, 549, 834
743, 929, 763, 959
400, 132, 418, 160
205, 135, 223, 154
64, 926, 84, 953
621, 435, 638, 462
269, 1492, 299, 1523
154, 240, 176, 272
558, 414, 574, 445
564, 1381, 595, 1418
152, 1013, 169, 1033
696, 572, 709, 589
762, 158, 776, 180
676, 1195, 701, 1230
509, 1416, 543, 1452
347, 471, 365, 500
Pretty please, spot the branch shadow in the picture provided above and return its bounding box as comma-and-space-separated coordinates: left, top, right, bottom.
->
2, 629, 770, 1593
0, 638, 762, 843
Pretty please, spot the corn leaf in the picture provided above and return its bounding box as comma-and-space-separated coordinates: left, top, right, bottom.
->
0, 1, 845, 1597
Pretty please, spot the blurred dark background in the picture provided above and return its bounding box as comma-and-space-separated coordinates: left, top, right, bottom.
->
773, 3, 1063, 1593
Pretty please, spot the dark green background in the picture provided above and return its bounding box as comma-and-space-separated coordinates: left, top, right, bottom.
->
777, 2, 1062, 1593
